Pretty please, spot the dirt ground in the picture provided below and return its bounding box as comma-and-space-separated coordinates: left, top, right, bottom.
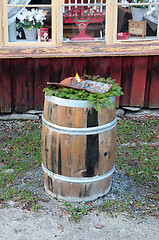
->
0, 166, 159, 240
0, 198, 159, 240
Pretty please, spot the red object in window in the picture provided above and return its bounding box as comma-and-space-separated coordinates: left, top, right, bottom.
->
117, 32, 130, 40
38, 28, 49, 42
63, 6, 104, 41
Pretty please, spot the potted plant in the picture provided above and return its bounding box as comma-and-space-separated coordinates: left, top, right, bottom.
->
17, 8, 46, 41
130, 0, 148, 21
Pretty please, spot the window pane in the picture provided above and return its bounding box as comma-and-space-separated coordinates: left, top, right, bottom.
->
7, 0, 52, 5
7, 2, 52, 42
117, 1, 158, 41
63, 0, 106, 42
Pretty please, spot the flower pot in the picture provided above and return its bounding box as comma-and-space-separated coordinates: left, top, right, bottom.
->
131, 7, 145, 21
8, 22, 17, 42
23, 28, 37, 41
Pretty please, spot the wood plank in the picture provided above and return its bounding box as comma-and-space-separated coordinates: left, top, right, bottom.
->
97, 57, 110, 78
1, 42, 159, 59
120, 57, 133, 106
12, 59, 29, 112
0, 59, 11, 113
61, 58, 73, 80
41, 125, 47, 168
149, 56, 159, 108
70, 135, 87, 177
86, 57, 99, 76
34, 59, 50, 110
72, 58, 87, 77
144, 56, 153, 107
27, 59, 35, 110
50, 58, 63, 83
130, 56, 148, 107
110, 56, 122, 107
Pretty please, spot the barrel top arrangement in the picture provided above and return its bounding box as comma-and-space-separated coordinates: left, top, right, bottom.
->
47, 76, 112, 94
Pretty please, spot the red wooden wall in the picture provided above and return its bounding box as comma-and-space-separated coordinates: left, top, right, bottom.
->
0, 56, 159, 113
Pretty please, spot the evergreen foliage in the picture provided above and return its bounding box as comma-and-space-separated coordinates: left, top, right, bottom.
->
43, 74, 123, 113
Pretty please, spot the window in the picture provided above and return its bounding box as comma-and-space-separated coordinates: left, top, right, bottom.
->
117, 0, 159, 42
5, 0, 54, 45
62, 0, 106, 42
1, 0, 159, 47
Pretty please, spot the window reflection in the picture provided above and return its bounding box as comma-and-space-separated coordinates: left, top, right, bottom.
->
7, 0, 52, 42
117, 0, 158, 41
63, 0, 106, 42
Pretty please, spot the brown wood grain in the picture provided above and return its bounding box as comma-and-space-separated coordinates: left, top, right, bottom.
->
41, 95, 116, 201
1, 42, 159, 59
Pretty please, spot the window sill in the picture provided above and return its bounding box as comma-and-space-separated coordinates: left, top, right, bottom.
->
0, 41, 159, 59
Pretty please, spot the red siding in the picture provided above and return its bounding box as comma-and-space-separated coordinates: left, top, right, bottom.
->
110, 57, 122, 107
149, 56, 159, 108
0, 60, 12, 113
120, 57, 133, 106
130, 56, 148, 107
0, 56, 158, 113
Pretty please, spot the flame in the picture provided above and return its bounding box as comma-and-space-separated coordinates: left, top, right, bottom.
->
75, 73, 81, 82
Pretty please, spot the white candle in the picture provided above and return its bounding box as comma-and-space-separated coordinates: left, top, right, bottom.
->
94, 0, 96, 10
69, 0, 71, 10
100, 30, 102, 39
100, 0, 102, 12
88, 0, 90, 4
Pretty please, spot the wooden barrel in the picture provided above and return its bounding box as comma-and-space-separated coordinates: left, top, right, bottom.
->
41, 95, 117, 202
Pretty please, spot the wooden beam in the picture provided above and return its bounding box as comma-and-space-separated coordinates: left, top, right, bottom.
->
1, 42, 159, 59
56, 0, 63, 45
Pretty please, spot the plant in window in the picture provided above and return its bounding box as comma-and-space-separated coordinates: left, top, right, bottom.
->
17, 8, 46, 29
131, 0, 148, 9
130, 0, 148, 21
17, 8, 46, 41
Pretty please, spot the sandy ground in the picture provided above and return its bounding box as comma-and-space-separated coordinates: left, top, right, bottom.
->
0, 198, 159, 240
